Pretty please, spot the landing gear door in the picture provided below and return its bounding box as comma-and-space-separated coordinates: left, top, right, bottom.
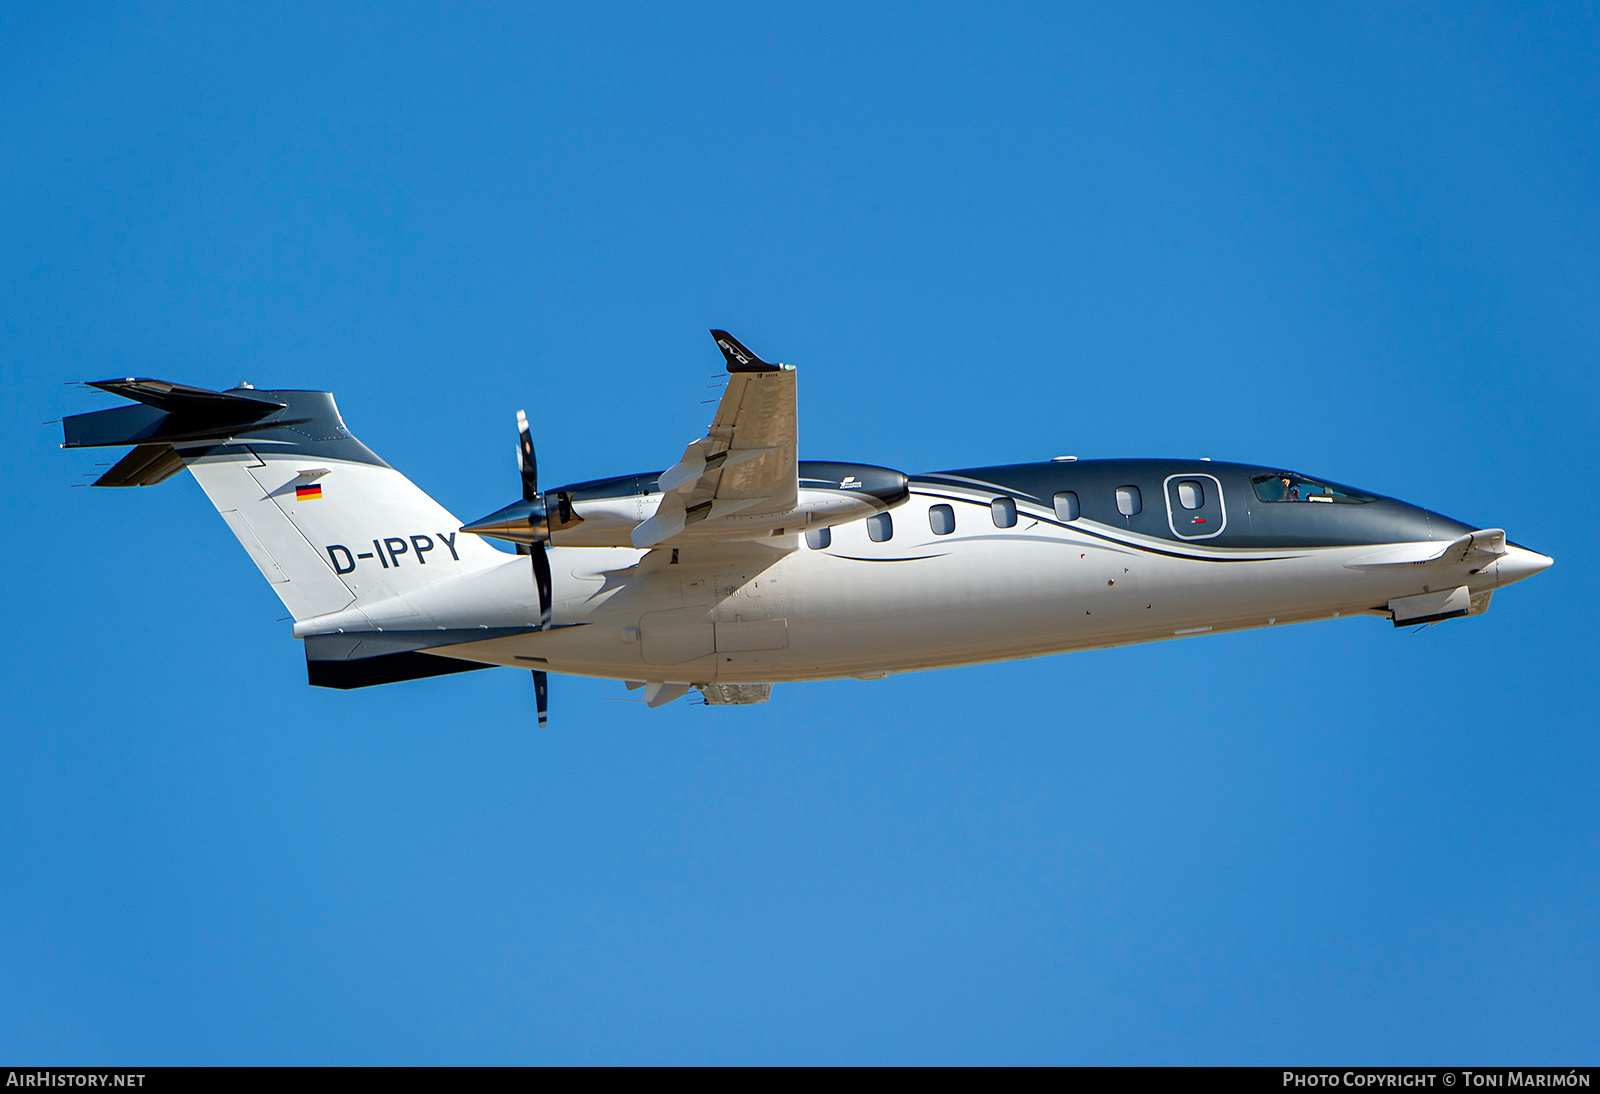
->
1164, 474, 1226, 540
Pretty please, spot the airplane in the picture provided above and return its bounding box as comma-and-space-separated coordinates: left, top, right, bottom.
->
61, 330, 1552, 724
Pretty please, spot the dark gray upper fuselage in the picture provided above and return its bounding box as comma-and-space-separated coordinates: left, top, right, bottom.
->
548, 457, 1477, 550
919, 458, 1477, 549
158, 392, 1469, 552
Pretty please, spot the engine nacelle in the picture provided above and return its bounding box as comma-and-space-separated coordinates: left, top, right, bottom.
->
551, 461, 910, 548
461, 462, 909, 549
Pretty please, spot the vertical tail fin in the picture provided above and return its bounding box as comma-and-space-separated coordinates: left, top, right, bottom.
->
63, 380, 505, 622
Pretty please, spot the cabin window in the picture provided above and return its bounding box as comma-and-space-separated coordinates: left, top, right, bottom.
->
867, 512, 894, 542
1052, 491, 1080, 522
806, 526, 831, 550
928, 504, 955, 536
1251, 473, 1376, 504
991, 497, 1017, 528
1177, 480, 1204, 510
1116, 485, 1142, 517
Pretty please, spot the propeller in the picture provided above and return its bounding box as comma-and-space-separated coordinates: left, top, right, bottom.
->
517, 410, 553, 633
462, 410, 589, 728
531, 665, 549, 729
515, 409, 552, 728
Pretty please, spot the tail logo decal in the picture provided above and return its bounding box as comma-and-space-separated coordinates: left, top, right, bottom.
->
716, 337, 751, 365
325, 531, 461, 575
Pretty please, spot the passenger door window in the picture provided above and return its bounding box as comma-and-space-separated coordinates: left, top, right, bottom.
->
1163, 474, 1226, 539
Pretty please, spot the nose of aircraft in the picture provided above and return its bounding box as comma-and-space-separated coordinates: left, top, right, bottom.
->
1498, 544, 1553, 587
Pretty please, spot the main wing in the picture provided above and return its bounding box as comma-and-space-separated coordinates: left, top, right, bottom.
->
630, 330, 799, 549
461, 329, 902, 553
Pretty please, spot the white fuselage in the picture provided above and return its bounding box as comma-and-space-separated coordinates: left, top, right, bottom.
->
370, 483, 1543, 686
65, 378, 1550, 699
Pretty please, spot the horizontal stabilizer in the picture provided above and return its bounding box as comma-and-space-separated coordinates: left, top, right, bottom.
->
86, 377, 287, 416
94, 443, 186, 487
1345, 529, 1507, 572
1445, 528, 1507, 569
63, 378, 308, 455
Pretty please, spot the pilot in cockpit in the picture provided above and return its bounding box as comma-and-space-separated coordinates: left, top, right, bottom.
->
1253, 471, 1375, 506
1260, 475, 1298, 502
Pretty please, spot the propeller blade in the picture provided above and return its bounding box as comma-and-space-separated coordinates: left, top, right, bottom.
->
530, 541, 553, 631
516, 409, 538, 502
518, 410, 551, 724
532, 669, 548, 728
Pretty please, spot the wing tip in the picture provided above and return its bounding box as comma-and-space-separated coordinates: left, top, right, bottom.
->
710, 329, 782, 373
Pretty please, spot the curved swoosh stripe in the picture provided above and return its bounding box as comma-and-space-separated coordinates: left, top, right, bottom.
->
908, 485, 1303, 563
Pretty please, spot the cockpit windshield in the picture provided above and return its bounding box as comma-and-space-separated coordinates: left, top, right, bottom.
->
1251, 472, 1375, 504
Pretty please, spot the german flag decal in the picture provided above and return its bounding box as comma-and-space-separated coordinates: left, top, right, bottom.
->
296, 483, 323, 501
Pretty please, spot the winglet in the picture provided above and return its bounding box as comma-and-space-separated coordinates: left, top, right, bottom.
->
710, 330, 783, 373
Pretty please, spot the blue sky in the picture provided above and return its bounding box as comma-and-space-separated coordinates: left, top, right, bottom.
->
2, 1, 1595, 1064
